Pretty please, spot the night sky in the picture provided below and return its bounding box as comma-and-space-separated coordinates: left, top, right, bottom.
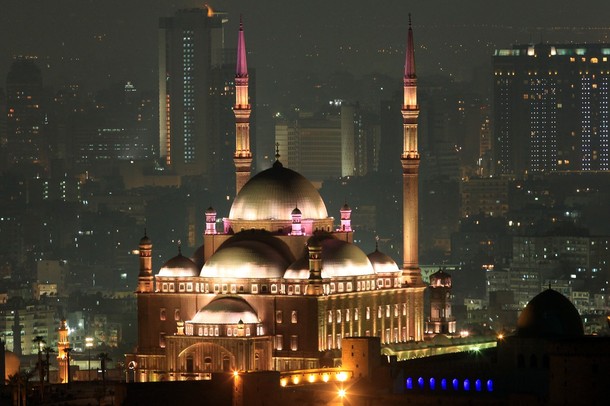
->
2, 0, 610, 102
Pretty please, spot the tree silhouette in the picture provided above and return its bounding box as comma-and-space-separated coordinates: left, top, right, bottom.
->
32, 335, 46, 401
98, 352, 112, 395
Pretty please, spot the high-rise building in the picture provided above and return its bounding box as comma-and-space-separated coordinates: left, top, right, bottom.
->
493, 43, 610, 176
5, 58, 45, 168
158, 7, 227, 178
274, 103, 365, 183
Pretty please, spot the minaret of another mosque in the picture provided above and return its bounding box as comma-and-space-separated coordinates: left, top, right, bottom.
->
233, 16, 252, 195
57, 319, 70, 383
401, 15, 423, 286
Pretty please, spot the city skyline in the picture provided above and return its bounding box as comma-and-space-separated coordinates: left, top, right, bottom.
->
3, 1, 610, 103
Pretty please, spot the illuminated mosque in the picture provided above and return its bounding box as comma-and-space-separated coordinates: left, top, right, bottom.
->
129, 18, 425, 382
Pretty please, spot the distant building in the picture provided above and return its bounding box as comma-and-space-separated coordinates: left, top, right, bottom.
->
493, 43, 610, 175
274, 103, 366, 184
460, 177, 509, 218
159, 6, 253, 183
5, 58, 45, 168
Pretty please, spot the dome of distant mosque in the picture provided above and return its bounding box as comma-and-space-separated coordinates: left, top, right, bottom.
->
517, 289, 584, 338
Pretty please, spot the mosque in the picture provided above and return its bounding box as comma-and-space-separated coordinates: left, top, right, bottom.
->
128, 18, 425, 382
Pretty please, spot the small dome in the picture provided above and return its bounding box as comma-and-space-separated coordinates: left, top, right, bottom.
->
291, 207, 302, 216
517, 289, 584, 338
139, 233, 151, 245
205, 206, 216, 214
191, 296, 259, 324
201, 240, 289, 279
229, 161, 328, 221
284, 256, 310, 279
341, 203, 351, 211
158, 252, 199, 277
284, 238, 374, 279
367, 249, 400, 274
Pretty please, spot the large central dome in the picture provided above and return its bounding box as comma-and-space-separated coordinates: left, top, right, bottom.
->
229, 161, 328, 221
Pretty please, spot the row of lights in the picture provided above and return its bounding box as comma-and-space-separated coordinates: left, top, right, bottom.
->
279, 371, 349, 387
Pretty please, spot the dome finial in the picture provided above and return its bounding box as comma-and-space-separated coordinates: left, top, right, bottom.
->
272, 142, 283, 168
375, 235, 380, 251
177, 240, 182, 255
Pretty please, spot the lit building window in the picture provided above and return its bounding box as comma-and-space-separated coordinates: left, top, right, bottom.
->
291, 311, 298, 324
174, 309, 180, 321
290, 335, 298, 351
276, 310, 283, 324
160, 308, 166, 321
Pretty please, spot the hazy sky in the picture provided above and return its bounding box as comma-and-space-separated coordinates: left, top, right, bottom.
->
2, 0, 610, 100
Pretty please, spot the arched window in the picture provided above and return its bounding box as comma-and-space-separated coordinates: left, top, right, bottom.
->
222, 356, 231, 372
406, 377, 413, 390
186, 355, 194, 373
204, 357, 212, 372
463, 379, 470, 391
487, 379, 494, 392
429, 377, 436, 390
441, 378, 447, 390
452, 378, 459, 390
417, 377, 424, 389
475, 379, 482, 392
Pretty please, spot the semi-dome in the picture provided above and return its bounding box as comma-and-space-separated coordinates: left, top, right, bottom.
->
158, 251, 199, 277
367, 249, 400, 274
517, 288, 584, 338
229, 161, 328, 221
284, 237, 375, 279
191, 296, 259, 324
201, 240, 289, 279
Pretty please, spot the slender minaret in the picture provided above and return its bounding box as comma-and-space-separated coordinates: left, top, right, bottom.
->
57, 319, 70, 383
137, 231, 153, 293
233, 16, 252, 195
401, 15, 423, 286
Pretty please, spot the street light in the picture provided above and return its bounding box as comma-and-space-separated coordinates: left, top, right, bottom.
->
85, 337, 94, 381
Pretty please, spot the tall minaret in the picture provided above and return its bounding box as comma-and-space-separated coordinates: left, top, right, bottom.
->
233, 17, 252, 195
401, 15, 423, 286
57, 319, 70, 383
137, 231, 153, 293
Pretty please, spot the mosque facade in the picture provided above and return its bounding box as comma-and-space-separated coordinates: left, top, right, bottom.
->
128, 18, 425, 382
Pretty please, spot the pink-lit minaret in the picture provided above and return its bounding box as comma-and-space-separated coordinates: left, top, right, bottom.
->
401, 15, 423, 286
233, 17, 252, 195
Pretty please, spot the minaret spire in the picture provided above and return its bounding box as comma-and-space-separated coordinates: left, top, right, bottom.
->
401, 14, 423, 286
234, 16, 252, 195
